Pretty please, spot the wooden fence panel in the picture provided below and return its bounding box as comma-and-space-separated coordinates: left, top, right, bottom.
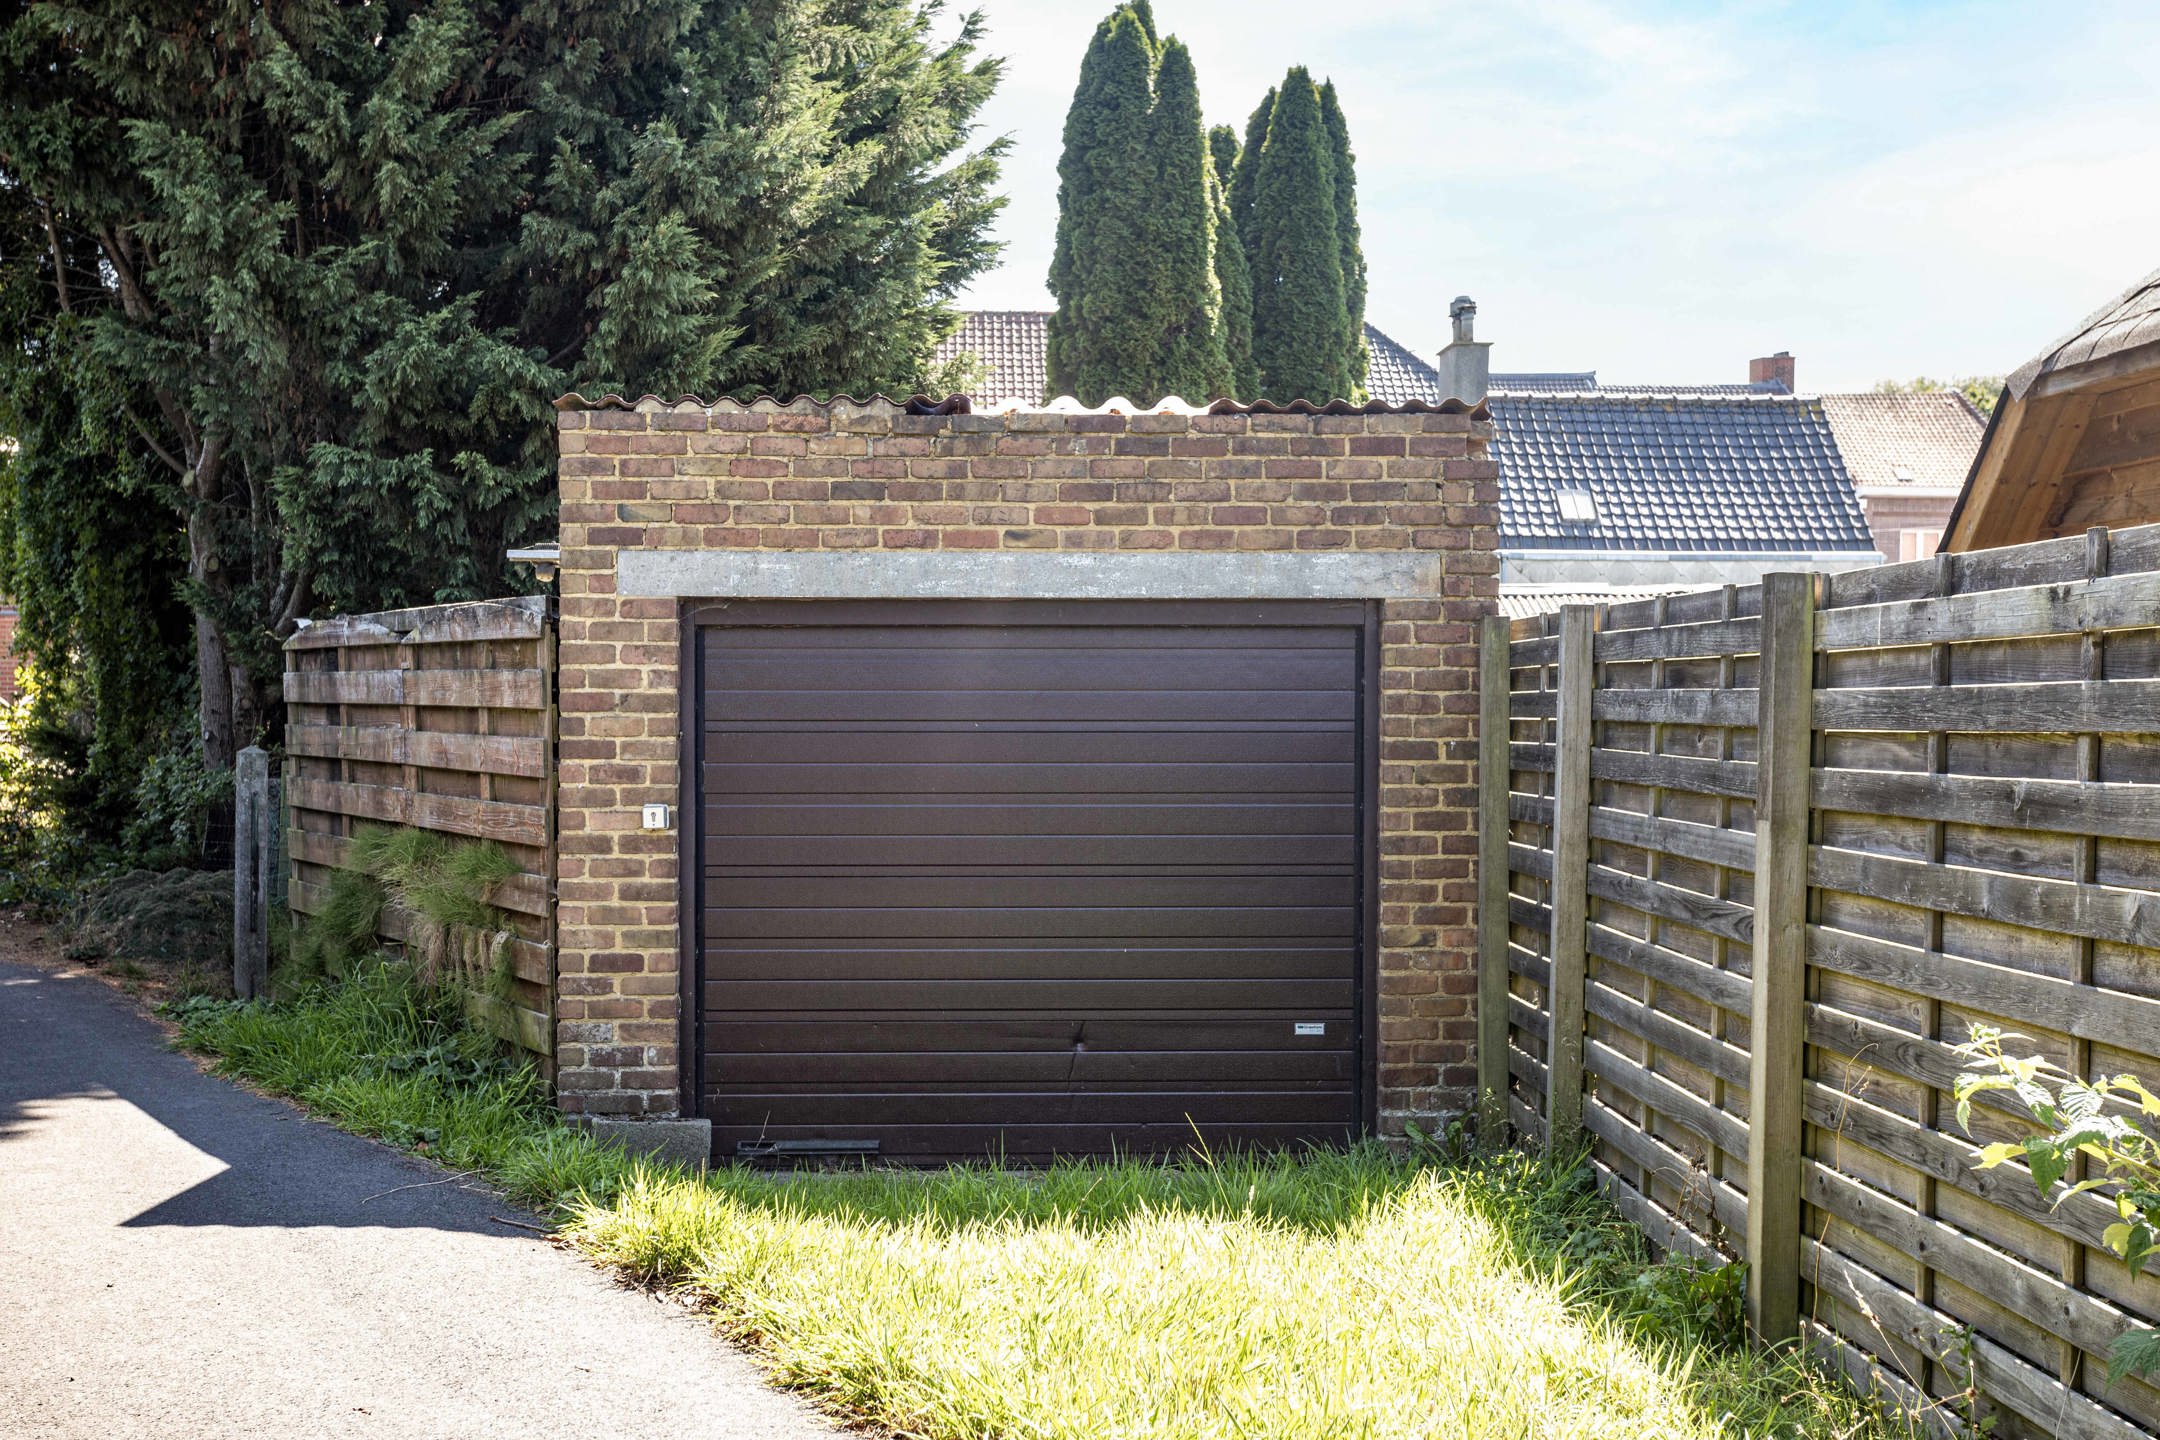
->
1478, 520, 2160, 1438
283, 596, 556, 1067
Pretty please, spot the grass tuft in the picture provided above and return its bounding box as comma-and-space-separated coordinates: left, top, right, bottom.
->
172, 970, 1916, 1440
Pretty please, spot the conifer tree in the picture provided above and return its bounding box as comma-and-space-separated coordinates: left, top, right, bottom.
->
1143, 40, 1229, 402
1208, 126, 1259, 401
0, 0, 1006, 795
1047, 5, 1235, 405
1319, 81, 1369, 397
1226, 88, 1274, 271
1246, 69, 1353, 404
1045, 5, 1159, 404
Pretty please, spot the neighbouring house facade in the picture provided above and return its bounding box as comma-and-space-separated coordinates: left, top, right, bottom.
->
933, 312, 1982, 611
1820, 392, 1983, 561
1947, 265, 2160, 550
0, 600, 19, 702
550, 392, 1498, 1159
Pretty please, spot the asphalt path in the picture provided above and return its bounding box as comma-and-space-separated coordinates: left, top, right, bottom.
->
0, 956, 837, 1440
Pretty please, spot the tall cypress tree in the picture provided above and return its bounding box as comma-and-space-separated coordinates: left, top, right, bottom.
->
1246, 69, 1353, 404
1208, 126, 1258, 401
1045, 5, 1158, 404
1143, 40, 1229, 402
1226, 88, 1273, 274
1319, 81, 1368, 398
1046, 5, 1230, 405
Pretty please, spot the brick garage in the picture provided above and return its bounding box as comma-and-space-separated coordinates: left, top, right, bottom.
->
552, 394, 1499, 1155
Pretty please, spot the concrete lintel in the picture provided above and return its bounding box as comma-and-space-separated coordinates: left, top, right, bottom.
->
576, 1117, 711, 1171
618, 549, 1446, 600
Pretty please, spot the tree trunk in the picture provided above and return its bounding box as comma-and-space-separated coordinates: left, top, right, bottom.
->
194, 615, 236, 771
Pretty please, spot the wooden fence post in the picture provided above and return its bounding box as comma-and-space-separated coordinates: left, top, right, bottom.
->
1546, 605, 1596, 1153
1476, 614, 1514, 1141
232, 745, 272, 1001
1746, 573, 1816, 1342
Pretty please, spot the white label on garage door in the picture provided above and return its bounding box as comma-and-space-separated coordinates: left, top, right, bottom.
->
1294, 1022, 1326, 1037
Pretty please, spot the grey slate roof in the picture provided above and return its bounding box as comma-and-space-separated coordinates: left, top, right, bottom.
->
931, 310, 1048, 408
2005, 265, 2160, 400
1363, 324, 1450, 405
1491, 371, 1599, 392
1492, 393, 1877, 553
930, 310, 1870, 556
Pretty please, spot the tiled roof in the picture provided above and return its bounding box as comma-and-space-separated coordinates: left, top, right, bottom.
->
1820, 391, 1985, 491
1498, 586, 1692, 619
1491, 371, 1599, 392
931, 310, 1049, 408
1363, 324, 1448, 405
2007, 265, 2160, 399
1491, 393, 1876, 553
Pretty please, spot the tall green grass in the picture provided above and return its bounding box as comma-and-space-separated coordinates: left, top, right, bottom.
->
174, 970, 1917, 1440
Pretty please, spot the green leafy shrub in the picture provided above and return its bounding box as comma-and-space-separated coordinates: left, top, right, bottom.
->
1956, 1025, 2160, 1382
120, 730, 235, 869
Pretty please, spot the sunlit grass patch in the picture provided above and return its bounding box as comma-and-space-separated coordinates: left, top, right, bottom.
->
570, 1151, 1911, 1440
172, 968, 1911, 1439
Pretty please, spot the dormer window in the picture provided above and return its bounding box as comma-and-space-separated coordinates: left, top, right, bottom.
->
1555, 490, 1599, 523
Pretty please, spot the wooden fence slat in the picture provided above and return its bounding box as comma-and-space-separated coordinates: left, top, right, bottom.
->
1546, 605, 1595, 1152
1583, 1036, 1751, 1160
286, 724, 549, 780
287, 829, 550, 919
284, 667, 547, 710
1586, 865, 1754, 946
1590, 747, 1759, 801
1816, 679, 2160, 734
1594, 615, 1762, 664
1747, 571, 1814, 1344
1588, 806, 1756, 873
1804, 1160, 2144, 1380
1810, 845, 2160, 950
1815, 567, 2160, 653
289, 776, 548, 848
1477, 614, 1515, 1141
1807, 924, 2160, 1046
1584, 1103, 1749, 1240
1586, 978, 1748, 1086
1591, 687, 1760, 727
1803, 1239, 2155, 1440
1812, 769, 2160, 843
1585, 924, 1752, 1013
1804, 1081, 2127, 1259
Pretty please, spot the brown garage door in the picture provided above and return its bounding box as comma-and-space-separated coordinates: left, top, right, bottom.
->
688, 599, 1375, 1161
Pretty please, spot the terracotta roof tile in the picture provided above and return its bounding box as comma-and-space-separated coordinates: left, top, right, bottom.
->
1819, 392, 1985, 491
930, 310, 1049, 408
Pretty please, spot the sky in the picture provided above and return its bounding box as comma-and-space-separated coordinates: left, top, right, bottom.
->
950, 0, 2160, 392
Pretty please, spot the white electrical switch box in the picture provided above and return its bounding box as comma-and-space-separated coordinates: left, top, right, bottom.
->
642, 803, 672, 830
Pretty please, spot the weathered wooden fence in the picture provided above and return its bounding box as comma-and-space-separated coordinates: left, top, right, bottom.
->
1479, 523, 2160, 1439
283, 596, 556, 1064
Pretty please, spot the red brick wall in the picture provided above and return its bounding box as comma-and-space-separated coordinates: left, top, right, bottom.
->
0, 605, 19, 702
554, 397, 1500, 1134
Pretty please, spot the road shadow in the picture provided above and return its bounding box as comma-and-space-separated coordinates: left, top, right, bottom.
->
0, 959, 511, 1234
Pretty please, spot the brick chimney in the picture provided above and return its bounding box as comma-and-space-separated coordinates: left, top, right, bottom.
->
1749, 351, 1795, 392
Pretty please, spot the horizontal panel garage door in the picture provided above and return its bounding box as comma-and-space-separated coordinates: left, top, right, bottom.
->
691, 600, 1374, 1161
